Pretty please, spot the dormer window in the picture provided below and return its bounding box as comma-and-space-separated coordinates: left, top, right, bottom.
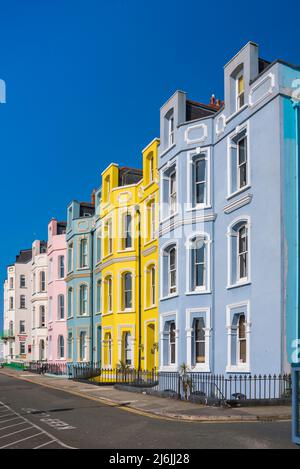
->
168, 112, 174, 147
236, 71, 245, 110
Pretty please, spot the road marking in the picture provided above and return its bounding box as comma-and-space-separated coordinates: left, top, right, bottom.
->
0, 422, 27, 431
34, 439, 57, 449
0, 432, 43, 449
0, 401, 75, 449
0, 413, 14, 419
0, 426, 32, 439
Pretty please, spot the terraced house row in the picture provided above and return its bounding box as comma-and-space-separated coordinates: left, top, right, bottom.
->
2, 42, 300, 380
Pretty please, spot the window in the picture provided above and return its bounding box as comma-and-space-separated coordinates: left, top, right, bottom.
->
104, 332, 112, 367
194, 318, 205, 364
169, 322, 176, 365
49, 297, 53, 322
228, 125, 249, 196
104, 219, 113, 256
40, 305, 46, 327
39, 340, 45, 361
147, 200, 156, 240
228, 219, 250, 287
238, 315, 247, 364
58, 335, 65, 359
79, 285, 88, 316
123, 272, 132, 310
68, 243, 73, 272
20, 342, 26, 355
79, 331, 87, 361
9, 297, 14, 310
58, 256, 65, 278
96, 280, 101, 313
19, 320, 25, 334
80, 239, 88, 268
68, 206, 73, 229
194, 156, 207, 205
58, 294, 65, 320
40, 271, 46, 292
20, 295, 26, 309
236, 72, 245, 110
104, 276, 113, 313
123, 332, 132, 365
33, 273, 36, 293
169, 247, 176, 295
9, 321, 14, 336
237, 136, 247, 190
169, 171, 177, 215
68, 288, 73, 318
49, 258, 53, 282
149, 154, 154, 182
189, 235, 210, 292
20, 275, 26, 288
9, 277, 14, 289
168, 112, 174, 147
105, 176, 111, 203
148, 265, 156, 307
123, 213, 132, 249
226, 303, 250, 372
68, 332, 73, 359
96, 232, 101, 263
238, 225, 248, 281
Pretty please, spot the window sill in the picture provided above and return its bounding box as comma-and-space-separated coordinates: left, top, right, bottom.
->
117, 309, 135, 314
77, 267, 89, 271
143, 239, 156, 248
227, 281, 251, 290
190, 365, 211, 373
185, 290, 212, 296
102, 312, 113, 317
144, 305, 157, 312
160, 294, 179, 301
226, 366, 250, 374
227, 185, 251, 201
117, 249, 135, 254
186, 205, 212, 212
159, 365, 178, 372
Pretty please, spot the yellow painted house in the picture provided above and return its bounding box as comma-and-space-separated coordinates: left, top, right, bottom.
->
99, 138, 159, 371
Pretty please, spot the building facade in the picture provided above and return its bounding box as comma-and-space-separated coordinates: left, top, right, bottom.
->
66, 198, 96, 363
158, 41, 299, 376
47, 219, 67, 363
2, 250, 32, 362
31, 240, 48, 361
100, 139, 159, 370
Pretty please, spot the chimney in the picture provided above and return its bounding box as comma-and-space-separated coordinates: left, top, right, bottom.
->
210, 94, 215, 106
91, 189, 96, 206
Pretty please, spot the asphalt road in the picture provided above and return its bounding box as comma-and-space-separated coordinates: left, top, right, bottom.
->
0, 373, 297, 449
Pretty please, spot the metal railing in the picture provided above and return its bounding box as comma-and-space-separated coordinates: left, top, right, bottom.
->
71, 364, 158, 386
24, 361, 68, 376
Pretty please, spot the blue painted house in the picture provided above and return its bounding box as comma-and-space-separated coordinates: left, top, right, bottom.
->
66, 193, 101, 364
158, 41, 300, 378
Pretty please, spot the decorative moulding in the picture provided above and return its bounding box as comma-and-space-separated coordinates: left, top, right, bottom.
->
184, 123, 208, 145
224, 193, 253, 214
215, 114, 226, 136
249, 73, 275, 108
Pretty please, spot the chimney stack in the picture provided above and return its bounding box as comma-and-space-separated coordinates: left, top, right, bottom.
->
210, 94, 216, 106
91, 189, 96, 206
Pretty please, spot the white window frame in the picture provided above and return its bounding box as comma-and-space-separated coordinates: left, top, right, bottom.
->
168, 113, 174, 147
226, 301, 251, 373
227, 217, 251, 289
187, 147, 211, 210
160, 159, 178, 223
79, 238, 88, 269
236, 70, 245, 111
185, 308, 211, 372
58, 255, 65, 279
169, 170, 177, 216
169, 247, 177, 296
227, 122, 250, 199
160, 241, 178, 300
186, 232, 211, 295
159, 311, 178, 371
67, 287, 73, 318
79, 284, 88, 316
20, 274, 26, 288
67, 242, 73, 273
58, 294, 65, 320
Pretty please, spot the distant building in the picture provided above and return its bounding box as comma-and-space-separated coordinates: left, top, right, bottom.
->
2, 249, 32, 362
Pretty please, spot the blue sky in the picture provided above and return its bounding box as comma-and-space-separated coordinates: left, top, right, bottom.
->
0, 0, 299, 332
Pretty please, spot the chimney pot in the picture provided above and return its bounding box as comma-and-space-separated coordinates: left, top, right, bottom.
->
210, 94, 215, 106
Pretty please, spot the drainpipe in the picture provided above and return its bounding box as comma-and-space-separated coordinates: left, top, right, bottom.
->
135, 206, 142, 373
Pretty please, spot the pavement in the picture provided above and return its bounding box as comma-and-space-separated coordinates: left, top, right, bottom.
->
0, 367, 292, 423
0, 371, 297, 449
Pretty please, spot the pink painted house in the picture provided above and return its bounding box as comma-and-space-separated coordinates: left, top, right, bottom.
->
47, 219, 67, 363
